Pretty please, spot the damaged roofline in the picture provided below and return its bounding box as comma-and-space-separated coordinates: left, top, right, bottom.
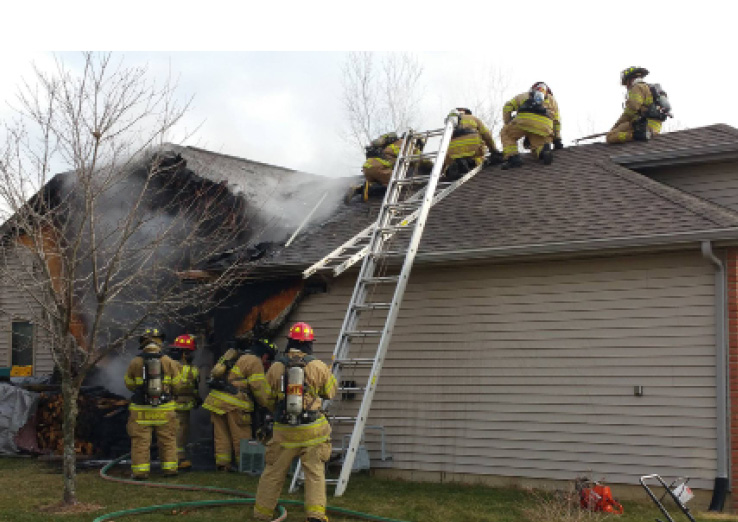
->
610, 142, 738, 169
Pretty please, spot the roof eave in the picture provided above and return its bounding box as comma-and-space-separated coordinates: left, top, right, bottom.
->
610, 142, 738, 169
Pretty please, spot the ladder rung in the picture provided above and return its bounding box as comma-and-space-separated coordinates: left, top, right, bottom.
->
394, 176, 431, 186
361, 276, 399, 284
343, 330, 383, 338
386, 201, 421, 212
338, 386, 366, 392
377, 226, 402, 234
334, 358, 376, 365
329, 416, 358, 423
352, 302, 392, 311
370, 250, 405, 259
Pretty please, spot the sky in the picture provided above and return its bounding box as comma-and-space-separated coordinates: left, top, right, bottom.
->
0, 2, 736, 179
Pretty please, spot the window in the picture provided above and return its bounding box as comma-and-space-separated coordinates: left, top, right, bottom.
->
11, 321, 33, 367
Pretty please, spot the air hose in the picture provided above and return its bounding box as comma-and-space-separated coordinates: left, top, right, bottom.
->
95, 454, 411, 522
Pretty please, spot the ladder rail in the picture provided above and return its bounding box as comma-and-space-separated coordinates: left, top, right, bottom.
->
333, 114, 458, 497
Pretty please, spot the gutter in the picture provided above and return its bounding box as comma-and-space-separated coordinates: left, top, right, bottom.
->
611, 142, 738, 169
701, 240, 729, 512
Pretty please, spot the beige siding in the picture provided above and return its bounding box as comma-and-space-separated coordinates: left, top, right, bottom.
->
290, 251, 717, 488
0, 243, 54, 375
647, 162, 738, 211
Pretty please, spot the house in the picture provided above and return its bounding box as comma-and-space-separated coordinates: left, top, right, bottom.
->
0, 146, 348, 380
245, 124, 738, 510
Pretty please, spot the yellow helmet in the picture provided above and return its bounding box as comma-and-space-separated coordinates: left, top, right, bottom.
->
620, 66, 649, 86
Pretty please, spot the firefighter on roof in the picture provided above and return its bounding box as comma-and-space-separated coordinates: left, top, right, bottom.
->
345, 132, 404, 203
606, 66, 672, 144
444, 108, 502, 180
500, 82, 562, 170
124, 326, 182, 480
203, 337, 276, 471
254, 322, 337, 522
168, 334, 201, 470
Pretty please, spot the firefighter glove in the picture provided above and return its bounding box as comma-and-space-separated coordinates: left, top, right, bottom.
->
553, 138, 564, 150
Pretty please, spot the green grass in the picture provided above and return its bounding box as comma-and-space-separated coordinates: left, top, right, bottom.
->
0, 457, 733, 522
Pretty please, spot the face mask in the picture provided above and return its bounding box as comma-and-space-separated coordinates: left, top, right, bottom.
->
533, 90, 545, 104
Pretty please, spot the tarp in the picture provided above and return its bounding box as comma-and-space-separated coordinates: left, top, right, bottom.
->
0, 383, 38, 454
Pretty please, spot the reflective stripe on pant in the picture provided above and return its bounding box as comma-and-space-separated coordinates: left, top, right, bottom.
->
211, 410, 251, 466
500, 120, 551, 159
176, 410, 190, 461
254, 440, 332, 521
127, 410, 178, 475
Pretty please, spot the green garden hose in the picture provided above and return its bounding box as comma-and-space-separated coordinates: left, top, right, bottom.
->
96, 454, 412, 522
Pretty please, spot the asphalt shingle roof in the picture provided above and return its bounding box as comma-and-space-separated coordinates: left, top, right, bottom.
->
254, 124, 738, 275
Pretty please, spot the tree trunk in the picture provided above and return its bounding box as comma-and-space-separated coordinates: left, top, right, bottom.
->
61, 373, 79, 505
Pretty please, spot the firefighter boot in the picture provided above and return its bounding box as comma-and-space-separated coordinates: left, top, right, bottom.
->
633, 118, 652, 142
485, 150, 504, 167
178, 459, 193, 471
539, 143, 553, 165
344, 182, 367, 204
501, 154, 523, 170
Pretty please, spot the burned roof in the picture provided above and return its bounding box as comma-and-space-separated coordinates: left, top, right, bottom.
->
252, 124, 738, 277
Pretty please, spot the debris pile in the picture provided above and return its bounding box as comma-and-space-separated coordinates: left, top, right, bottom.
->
34, 386, 129, 457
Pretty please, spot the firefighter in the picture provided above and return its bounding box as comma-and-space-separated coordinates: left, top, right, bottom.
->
500, 82, 562, 170
254, 322, 338, 522
606, 66, 671, 144
168, 334, 201, 470
124, 326, 182, 480
202, 337, 276, 471
345, 132, 404, 204
444, 108, 502, 180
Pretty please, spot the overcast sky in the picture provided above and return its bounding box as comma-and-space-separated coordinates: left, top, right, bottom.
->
1, 2, 735, 179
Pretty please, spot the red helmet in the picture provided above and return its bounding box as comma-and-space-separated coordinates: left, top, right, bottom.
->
288, 322, 315, 342
171, 334, 197, 351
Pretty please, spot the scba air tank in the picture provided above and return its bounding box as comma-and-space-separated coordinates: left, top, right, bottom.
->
145, 356, 163, 405
285, 366, 305, 416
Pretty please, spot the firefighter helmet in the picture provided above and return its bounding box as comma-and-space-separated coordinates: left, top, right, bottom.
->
620, 66, 649, 85
288, 322, 315, 342
140, 326, 165, 345
171, 334, 196, 351
530, 82, 551, 95
455, 107, 472, 115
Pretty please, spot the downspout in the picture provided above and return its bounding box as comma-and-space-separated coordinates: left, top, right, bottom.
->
702, 240, 729, 511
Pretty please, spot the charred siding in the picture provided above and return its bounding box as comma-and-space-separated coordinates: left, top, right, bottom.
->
290, 251, 716, 488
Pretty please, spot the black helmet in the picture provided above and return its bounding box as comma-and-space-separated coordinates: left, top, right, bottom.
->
620, 66, 649, 86
139, 326, 166, 346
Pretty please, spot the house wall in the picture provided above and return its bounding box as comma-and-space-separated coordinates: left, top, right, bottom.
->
290, 250, 718, 489
0, 241, 54, 376
645, 161, 738, 212
726, 247, 738, 512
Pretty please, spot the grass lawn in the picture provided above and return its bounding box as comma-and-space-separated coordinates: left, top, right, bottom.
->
0, 456, 734, 522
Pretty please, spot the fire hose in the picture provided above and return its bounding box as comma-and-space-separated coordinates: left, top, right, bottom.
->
95, 453, 412, 522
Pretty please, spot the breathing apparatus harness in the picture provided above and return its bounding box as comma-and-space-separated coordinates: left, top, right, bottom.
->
206, 346, 241, 395
275, 352, 320, 426
643, 83, 673, 122
517, 88, 549, 116
365, 132, 399, 159
134, 349, 172, 406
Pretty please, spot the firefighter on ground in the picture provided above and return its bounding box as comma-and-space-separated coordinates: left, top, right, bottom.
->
443, 108, 502, 180
606, 66, 672, 144
124, 326, 182, 480
202, 337, 276, 471
254, 322, 338, 522
168, 334, 201, 470
500, 82, 562, 170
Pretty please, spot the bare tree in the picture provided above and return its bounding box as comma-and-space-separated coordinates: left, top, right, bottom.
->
341, 52, 424, 152
0, 53, 250, 506
457, 65, 511, 139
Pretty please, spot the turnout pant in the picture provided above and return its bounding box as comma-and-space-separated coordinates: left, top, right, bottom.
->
501, 120, 551, 159
606, 119, 662, 143
176, 410, 191, 463
254, 440, 332, 521
210, 410, 251, 467
127, 410, 178, 477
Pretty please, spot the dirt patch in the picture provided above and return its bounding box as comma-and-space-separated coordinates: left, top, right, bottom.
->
39, 501, 104, 514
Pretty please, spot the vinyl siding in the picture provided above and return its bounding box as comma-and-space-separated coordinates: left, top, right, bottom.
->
646, 161, 738, 212
0, 242, 54, 375
291, 251, 717, 488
